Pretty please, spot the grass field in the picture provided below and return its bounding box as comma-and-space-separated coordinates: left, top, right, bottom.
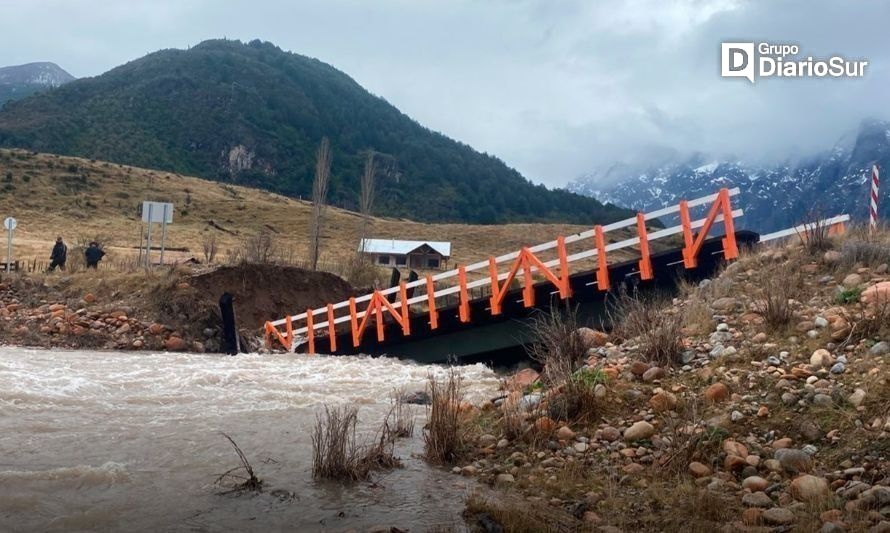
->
0, 149, 648, 280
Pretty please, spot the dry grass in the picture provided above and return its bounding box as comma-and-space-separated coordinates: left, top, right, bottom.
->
795, 208, 836, 254
310, 404, 401, 482
333, 254, 387, 288
0, 149, 646, 278
752, 259, 801, 332
463, 491, 579, 533
520, 305, 607, 424
834, 226, 890, 270
387, 390, 416, 439
608, 288, 685, 366
424, 368, 467, 464
656, 398, 725, 479
856, 297, 890, 340
311, 405, 363, 481
524, 306, 587, 387
641, 482, 741, 532
499, 391, 527, 441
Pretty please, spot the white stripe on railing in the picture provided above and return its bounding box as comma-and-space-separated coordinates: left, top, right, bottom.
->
283, 207, 744, 335
758, 215, 850, 243
270, 188, 741, 327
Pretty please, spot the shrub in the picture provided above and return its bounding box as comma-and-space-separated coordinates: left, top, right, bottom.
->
242, 229, 275, 264
796, 210, 834, 254
572, 366, 607, 389
202, 234, 219, 263
524, 306, 587, 387
836, 287, 863, 304
752, 262, 800, 331
424, 368, 466, 464
608, 288, 685, 366
311, 404, 360, 480
525, 307, 604, 422
836, 239, 890, 270
337, 255, 384, 289
311, 404, 401, 481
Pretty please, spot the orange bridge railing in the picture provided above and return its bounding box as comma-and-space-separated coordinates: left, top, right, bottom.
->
265, 187, 747, 353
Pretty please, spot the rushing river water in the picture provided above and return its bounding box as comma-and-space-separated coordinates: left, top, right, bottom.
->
0, 347, 501, 532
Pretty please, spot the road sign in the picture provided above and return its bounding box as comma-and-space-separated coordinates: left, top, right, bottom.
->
3, 217, 16, 230
141, 202, 173, 268
142, 202, 174, 223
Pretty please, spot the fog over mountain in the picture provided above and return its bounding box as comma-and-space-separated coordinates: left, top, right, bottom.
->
0, 0, 886, 187
570, 119, 890, 232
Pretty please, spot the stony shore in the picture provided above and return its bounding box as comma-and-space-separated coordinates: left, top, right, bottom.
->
0, 277, 213, 352
455, 234, 889, 532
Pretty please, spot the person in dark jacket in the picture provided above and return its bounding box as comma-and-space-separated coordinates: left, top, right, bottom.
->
84, 242, 106, 269
48, 237, 67, 271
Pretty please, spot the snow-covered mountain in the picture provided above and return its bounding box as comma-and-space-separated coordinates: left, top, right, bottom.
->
0, 62, 75, 105
569, 119, 890, 233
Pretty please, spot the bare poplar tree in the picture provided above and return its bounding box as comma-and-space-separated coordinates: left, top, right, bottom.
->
357, 151, 378, 262
309, 137, 332, 270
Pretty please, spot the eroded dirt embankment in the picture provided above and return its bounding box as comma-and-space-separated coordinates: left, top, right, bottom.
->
0, 264, 355, 352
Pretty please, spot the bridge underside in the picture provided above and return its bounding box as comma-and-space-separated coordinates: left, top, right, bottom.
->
305, 230, 759, 364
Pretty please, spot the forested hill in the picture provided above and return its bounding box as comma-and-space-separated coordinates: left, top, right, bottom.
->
0, 39, 631, 225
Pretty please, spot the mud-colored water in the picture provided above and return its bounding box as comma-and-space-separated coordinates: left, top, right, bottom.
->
0, 348, 500, 532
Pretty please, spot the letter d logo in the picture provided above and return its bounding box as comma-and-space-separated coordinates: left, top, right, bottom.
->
721, 42, 755, 83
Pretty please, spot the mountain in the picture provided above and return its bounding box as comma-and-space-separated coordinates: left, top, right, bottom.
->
569, 119, 890, 233
0, 40, 631, 226
0, 62, 75, 105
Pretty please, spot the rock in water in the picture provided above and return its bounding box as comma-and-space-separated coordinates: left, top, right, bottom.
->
402, 390, 432, 405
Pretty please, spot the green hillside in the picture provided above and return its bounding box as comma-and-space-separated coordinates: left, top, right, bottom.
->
0, 39, 631, 225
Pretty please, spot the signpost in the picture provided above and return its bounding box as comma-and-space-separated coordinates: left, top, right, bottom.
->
3, 217, 16, 272
141, 201, 173, 268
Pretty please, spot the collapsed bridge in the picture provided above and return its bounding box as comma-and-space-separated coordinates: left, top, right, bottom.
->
263, 188, 848, 364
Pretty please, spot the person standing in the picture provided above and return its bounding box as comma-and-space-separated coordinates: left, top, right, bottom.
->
84, 241, 106, 269
48, 237, 67, 271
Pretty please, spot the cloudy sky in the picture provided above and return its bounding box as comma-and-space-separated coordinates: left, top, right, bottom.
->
1, 0, 887, 186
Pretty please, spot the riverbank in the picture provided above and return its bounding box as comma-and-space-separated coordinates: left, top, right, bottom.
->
453, 227, 890, 532
0, 263, 354, 353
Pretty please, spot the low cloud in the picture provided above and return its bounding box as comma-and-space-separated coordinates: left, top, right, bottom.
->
1, 0, 886, 186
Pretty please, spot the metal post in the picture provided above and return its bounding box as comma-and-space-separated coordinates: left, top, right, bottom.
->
137, 223, 143, 265
6, 228, 12, 273
145, 203, 153, 269
159, 204, 168, 265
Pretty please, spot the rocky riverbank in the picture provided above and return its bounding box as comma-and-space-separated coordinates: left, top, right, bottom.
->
0, 263, 354, 353
455, 230, 889, 532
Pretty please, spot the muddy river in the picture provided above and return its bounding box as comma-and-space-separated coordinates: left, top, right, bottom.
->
0, 348, 501, 532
